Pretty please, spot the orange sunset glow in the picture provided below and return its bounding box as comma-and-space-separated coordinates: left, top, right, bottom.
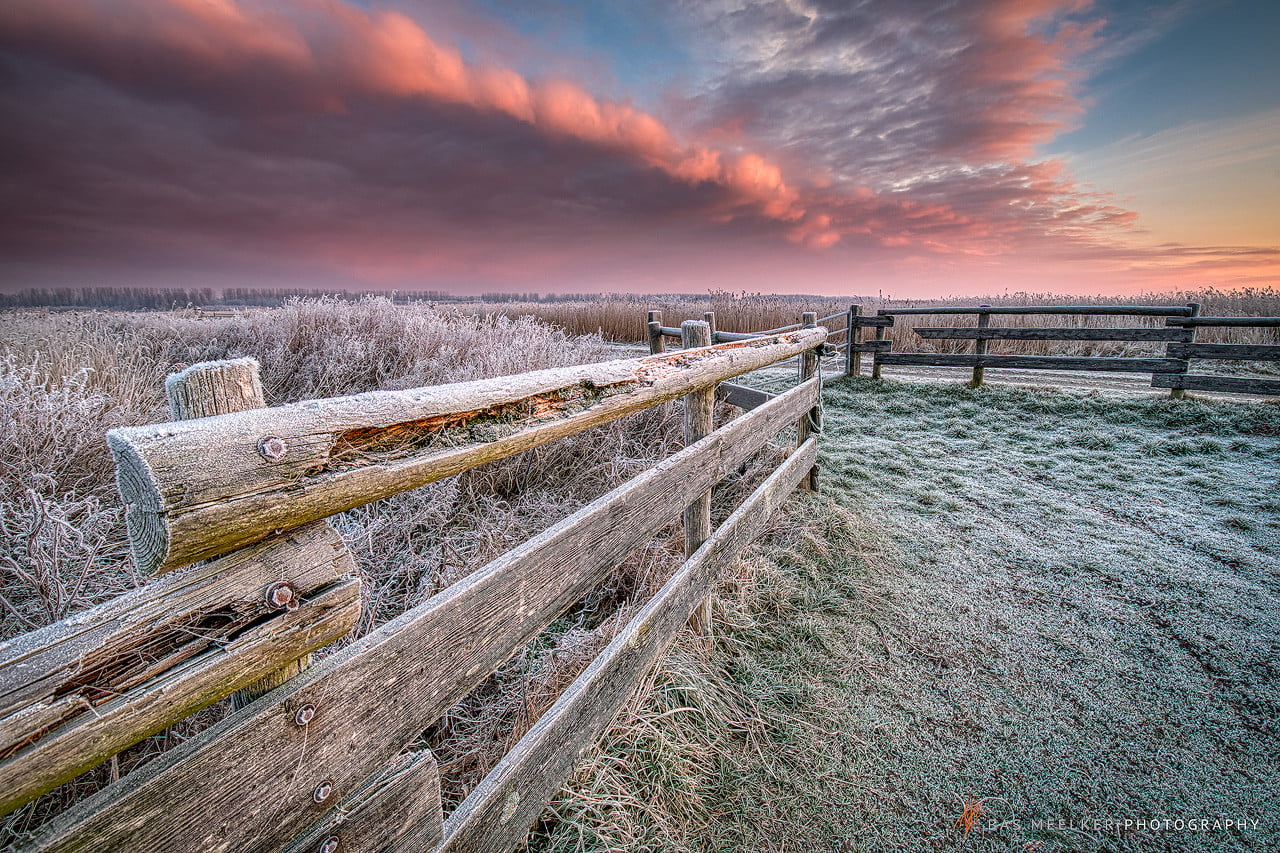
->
1, 0, 1277, 297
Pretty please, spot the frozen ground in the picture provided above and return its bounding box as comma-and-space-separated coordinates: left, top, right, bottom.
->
739, 378, 1280, 851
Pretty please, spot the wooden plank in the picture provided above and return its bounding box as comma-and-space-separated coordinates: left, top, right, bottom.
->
1151, 374, 1280, 396
438, 438, 818, 853
680, 321, 715, 638
715, 382, 773, 411
850, 315, 894, 327
21, 380, 821, 853
848, 340, 891, 353
874, 354, 1186, 373
0, 523, 359, 815
711, 329, 762, 342
1167, 316, 1280, 327
658, 325, 682, 337
878, 305, 1196, 317
281, 750, 442, 853
912, 327, 1192, 342
108, 329, 825, 575
1166, 343, 1280, 361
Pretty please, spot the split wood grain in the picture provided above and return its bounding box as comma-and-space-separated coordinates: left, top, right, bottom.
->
281, 749, 442, 853
164, 358, 326, 712
20, 379, 820, 853
108, 329, 825, 575
0, 523, 358, 815
436, 438, 819, 853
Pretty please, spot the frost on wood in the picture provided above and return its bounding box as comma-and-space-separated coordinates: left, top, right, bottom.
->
0, 522, 359, 815
107, 330, 825, 574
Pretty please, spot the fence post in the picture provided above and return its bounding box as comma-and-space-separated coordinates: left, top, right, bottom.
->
166, 358, 314, 711
798, 312, 820, 492
647, 310, 665, 354
703, 311, 717, 344
680, 320, 715, 639
1169, 302, 1200, 399
971, 305, 991, 387
871, 318, 886, 380
846, 304, 861, 377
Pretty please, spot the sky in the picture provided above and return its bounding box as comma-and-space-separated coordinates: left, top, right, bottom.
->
0, 0, 1277, 299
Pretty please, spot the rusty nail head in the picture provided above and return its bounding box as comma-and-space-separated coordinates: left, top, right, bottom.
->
294, 703, 316, 727
265, 581, 295, 610
257, 435, 287, 461
313, 780, 333, 804
318, 836, 340, 853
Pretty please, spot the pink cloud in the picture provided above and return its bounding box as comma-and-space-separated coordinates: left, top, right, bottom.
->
0, 0, 818, 234
0, 0, 1274, 296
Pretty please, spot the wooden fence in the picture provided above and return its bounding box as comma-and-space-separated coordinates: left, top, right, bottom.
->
648, 305, 1280, 398
0, 324, 827, 852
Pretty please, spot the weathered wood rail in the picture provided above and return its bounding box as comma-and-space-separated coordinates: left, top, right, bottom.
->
0, 328, 827, 851
647, 306, 1280, 399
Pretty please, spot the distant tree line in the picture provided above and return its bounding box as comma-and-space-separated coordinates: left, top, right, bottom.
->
0, 287, 466, 310
0, 286, 833, 311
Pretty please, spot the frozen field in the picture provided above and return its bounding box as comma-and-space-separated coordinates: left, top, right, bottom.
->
540, 376, 1280, 852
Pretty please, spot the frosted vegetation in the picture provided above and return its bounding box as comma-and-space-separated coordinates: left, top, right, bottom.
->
0, 299, 690, 841
539, 378, 1279, 851
2, 299, 1276, 850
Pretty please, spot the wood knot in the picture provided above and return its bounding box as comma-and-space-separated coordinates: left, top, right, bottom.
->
257, 435, 287, 461
312, 780, 333, 804
318, 835, 341, 853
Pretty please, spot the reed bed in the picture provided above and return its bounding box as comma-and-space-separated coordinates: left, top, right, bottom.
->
474, 287, 1280, 363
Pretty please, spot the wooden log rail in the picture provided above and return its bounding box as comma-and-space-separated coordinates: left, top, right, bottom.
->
2, 329, 827, 853
108, 328, 825, 576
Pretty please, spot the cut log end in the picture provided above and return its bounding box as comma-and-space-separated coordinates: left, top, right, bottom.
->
108, 432, 170, 575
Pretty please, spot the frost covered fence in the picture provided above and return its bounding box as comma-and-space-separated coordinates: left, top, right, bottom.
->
0, 328, 826, 853
651, 305, 1280, 399
1156, 315, 1280, 397
646, 307, 882, 384
838, 304, 1280, 398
